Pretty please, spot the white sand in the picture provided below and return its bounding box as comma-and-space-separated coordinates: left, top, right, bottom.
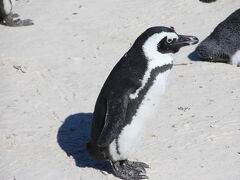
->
0, 0, 240, 179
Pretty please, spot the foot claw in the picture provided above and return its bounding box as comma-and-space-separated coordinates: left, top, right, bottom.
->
136, 175, 149, 179
21, 19, 34, 26
127, 161, 150, 169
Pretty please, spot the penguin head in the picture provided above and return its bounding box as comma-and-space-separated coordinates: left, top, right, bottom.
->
132, 26, 199, 56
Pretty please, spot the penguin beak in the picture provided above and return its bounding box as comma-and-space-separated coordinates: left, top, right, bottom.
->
173, 35, 199, 48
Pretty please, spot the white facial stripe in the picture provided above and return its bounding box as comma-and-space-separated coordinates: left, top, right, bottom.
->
166, 33, 179, 41
142, 32, 178, 61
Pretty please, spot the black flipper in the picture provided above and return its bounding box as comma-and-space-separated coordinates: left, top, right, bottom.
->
97, 89, 132, 147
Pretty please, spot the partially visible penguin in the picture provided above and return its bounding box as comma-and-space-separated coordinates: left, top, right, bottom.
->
0, 0, 33, 26
87, 26, 198, 180
196, 8, 240, 66
199, 0, 216, 3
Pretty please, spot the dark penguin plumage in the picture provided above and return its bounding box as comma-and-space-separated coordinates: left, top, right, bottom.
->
0, 0, 33, 26
196, 8, 240, 66
199, 0, 216, 3
87, 26, 198, 180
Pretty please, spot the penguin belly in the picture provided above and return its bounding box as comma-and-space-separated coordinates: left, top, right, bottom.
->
230, 50, 240, 66
109, 70, 170, 161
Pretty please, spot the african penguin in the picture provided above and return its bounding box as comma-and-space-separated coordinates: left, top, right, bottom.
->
0, 0, 33, 26
87, 26, 198, 180
196, 8, 240, 66
199, 0, 216, 3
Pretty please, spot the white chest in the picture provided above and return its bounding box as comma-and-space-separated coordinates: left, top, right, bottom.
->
230, 50, 240, 66
129, 69, 170, 130
109, 68, 170, 161
3, 0, 14, 14
136, 70, 169, 115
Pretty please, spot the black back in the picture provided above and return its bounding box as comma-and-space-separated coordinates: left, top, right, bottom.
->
196, 8, 240, 62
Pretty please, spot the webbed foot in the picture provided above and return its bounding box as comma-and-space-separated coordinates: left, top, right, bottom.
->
112, 160, 150, 180
1, 14, 34, 26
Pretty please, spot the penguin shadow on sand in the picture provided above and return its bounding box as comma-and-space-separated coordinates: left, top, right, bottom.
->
188, 50, 234, 65
57, 113, 113, 174
188, 50, 227, 64
188, 51, 200, 62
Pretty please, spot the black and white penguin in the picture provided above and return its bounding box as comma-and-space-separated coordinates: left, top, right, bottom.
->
87, 26, 198, 180
196, 8, 240, 66
0, 0, 33, 26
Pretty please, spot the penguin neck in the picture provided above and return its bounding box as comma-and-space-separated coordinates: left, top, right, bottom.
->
128, 44, 173, 100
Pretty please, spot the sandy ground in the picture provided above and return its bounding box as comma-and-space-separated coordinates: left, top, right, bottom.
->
0, 0, 240, 180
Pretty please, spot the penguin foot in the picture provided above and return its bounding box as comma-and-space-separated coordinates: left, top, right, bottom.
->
1, 15, 34, 27
124, 160, 150, 173
112, 160, 149, 180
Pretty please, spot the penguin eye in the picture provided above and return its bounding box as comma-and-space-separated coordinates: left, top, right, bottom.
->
167, 38, 177, 44
167, 38, 173, 43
